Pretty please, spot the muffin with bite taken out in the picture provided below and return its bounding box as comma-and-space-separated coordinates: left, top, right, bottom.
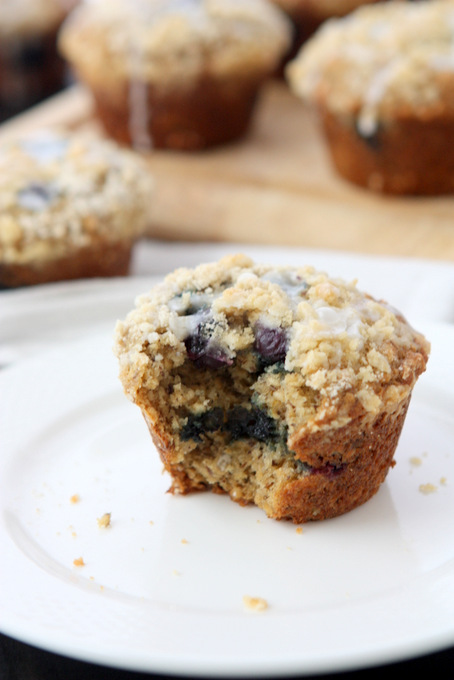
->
114, 254, 429, 523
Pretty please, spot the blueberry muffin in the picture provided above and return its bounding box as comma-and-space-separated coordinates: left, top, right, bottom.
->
114, 254, 429, 523
0, 130, 153, 287
270, 0, 381, 53
58, 0, 292, 151
0, 0, 77, 121
286, 0, 454, 194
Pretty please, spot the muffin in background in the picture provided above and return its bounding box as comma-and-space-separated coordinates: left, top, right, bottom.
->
0, 130, 154, 288
114, 254, 429, 523
286, 0, 454, 195
58, 0, 292, 151
0, 0, 77, 121
270, 0, 381, 59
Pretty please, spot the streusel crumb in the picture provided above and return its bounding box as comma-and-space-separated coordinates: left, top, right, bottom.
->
97, 512, 112, 529
409, 457, 422, 467
243, 595, 268, 612
419, 483, 437, 495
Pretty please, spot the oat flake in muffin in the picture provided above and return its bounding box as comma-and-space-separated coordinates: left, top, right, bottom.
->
114, 254, 429, 523
0, 130, 153, 287
286, 0, 454, 194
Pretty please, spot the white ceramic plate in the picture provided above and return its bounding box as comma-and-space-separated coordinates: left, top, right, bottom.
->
1, 317, 454, 677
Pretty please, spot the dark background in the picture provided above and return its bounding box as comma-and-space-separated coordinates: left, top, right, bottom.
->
1, 633, 453, 680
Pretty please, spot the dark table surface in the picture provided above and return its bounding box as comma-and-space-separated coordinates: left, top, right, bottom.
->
1, 633, 454, 680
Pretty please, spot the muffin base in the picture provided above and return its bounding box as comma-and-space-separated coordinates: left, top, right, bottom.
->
141, 395, 410, 524
0, 240, 133, 288
321, 109, 454, 195
279, 397, 410, 522
88, 74, 266, 151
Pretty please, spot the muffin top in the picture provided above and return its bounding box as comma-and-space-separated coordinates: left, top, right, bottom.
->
286, 0, 454, 136
0, 0, 75, 39
115, 254, 429, 422
59, 0, 292, 86
0, 130, 154, 265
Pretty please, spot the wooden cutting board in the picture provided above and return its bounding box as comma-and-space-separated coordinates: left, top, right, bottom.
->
2, 81, 454, 261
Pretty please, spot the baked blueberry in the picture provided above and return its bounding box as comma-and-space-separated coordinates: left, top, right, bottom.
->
254, 324, 287, 364
354, 119, 382, 151
181, 408, 224, 442
17, 181, 59, 211
225, 406, 278, 443
184, 315, 233, 369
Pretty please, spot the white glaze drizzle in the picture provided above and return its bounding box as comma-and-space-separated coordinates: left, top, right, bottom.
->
356, 59, 399, 137
313, 303, 363, 340
169, 307, 208, 341
261, 270, 308, 308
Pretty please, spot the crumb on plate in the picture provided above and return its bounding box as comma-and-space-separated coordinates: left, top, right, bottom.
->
419, 483, 437, 495
409, 457, 422, 467
243, 595, 268, 612
97, 512, 111, 529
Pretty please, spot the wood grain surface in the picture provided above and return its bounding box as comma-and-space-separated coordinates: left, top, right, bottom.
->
1, 81, 453, 261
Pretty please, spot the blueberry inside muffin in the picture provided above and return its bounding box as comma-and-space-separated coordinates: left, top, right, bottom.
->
114, 254, 429, 523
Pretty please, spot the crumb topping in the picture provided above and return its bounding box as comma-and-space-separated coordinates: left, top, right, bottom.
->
287, 0, 454, 132
0, 130, 153, 265
115, 254, 429, 430
59, 0, 292, 86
